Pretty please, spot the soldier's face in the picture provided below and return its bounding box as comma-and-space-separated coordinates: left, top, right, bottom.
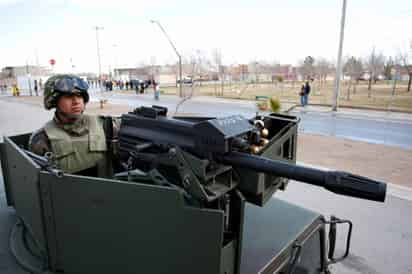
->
57, 94, 85, 115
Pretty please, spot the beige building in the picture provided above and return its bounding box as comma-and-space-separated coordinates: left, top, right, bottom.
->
0, 66, 51, 91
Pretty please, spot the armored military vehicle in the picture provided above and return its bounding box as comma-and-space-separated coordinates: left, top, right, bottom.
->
0, 106, 386, 274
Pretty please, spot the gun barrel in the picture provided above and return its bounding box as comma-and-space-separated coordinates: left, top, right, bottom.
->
220, 151, 386, 202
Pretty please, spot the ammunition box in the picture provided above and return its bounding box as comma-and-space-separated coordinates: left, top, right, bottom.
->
236, 113, 299, 206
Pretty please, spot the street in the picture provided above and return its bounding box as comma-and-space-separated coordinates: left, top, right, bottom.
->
289, 108, 412, 150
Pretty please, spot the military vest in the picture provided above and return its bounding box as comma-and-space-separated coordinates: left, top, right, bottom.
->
44, 115, 107, 174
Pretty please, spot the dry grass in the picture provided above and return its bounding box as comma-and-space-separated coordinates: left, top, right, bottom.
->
160, 80, 412, 112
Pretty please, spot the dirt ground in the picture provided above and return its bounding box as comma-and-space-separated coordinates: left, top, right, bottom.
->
6, 95, 412, 189
298, 133, 412, 188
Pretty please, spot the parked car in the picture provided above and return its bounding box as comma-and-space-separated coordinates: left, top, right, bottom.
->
177, 77, 193, 84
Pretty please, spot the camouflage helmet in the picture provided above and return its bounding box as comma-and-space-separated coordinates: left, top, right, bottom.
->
43, 74, 89, 110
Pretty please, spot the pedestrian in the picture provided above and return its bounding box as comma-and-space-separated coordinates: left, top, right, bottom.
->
154, 81, 160, 100
140, 81, 145, 94
34, 80, 39, 96
300, 80, 311, 107
134, 81, 139, 94
299, 82, 305, 106
39, 78, 43, 93
12, 84, 20, 96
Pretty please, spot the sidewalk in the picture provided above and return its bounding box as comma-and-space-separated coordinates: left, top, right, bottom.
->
1, 95, 411, 201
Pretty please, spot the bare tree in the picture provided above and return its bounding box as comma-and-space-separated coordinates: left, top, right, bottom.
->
248, 61, 260, 86
343, 56, 363, 100
149, 56, 157, 81
314, 58, 332, 88
365, 48, 385, 96
397, 41, 412, 92
299, 56, 315, 80
169, 62, 178, 88
383, 56, 396, 80
174, 54, 197, 114
194, 49, 210, 86
211, 48, 224, 96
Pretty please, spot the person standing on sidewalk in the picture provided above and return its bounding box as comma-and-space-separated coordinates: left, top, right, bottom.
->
12, 83, 20, 96
300, 80, 311, 107
34, 80, 39, 96
29, 74, 117, 177
153, 80, 160, 100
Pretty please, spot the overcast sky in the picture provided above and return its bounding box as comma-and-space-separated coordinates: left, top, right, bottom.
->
0, 0, 411, 73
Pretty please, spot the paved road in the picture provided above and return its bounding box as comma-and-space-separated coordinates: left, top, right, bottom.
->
289, 108, 412, 150
90, 89, 269, 118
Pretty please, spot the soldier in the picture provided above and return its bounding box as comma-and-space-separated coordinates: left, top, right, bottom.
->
29, 74, 117, 177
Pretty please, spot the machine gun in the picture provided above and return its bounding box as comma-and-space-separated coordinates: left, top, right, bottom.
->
118, 105, 386, 206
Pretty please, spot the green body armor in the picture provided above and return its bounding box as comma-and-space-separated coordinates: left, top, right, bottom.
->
44, 115, 107, 174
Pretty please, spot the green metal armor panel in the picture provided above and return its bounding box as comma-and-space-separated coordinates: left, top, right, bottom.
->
0, 135, 47, 251
39, 173, 227, 274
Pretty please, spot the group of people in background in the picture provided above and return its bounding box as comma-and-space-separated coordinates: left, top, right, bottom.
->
95, 79, 160, 100
98, 79, 157, 95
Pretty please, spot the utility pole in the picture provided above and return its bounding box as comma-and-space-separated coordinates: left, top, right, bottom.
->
332, 0, 347, 111
35, 49, 40, 77
94, 26, 104, 90
70, 58, 75, 73
150, 20, 183, 97
26, 60, 32, 96
112, 44, 118, 80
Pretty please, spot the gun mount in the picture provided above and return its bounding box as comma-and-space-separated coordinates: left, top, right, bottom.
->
0, 105, 387, 274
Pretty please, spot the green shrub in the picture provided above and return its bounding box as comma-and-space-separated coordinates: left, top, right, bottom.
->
276, 75, 284, 82
269, 96, 281, 112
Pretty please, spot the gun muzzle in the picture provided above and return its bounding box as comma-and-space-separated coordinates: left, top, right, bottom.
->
220, 152, 387, 202
324, 171, 386, 202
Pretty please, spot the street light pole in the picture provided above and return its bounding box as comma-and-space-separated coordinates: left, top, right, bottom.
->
332, 0, 347, 111
112, 44, 118, 80
26, 60, 32, 96
150, 20, 183, 97
94, 26, 104, 90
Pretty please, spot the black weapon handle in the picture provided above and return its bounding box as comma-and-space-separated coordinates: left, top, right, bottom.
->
220, 152, 386, 202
